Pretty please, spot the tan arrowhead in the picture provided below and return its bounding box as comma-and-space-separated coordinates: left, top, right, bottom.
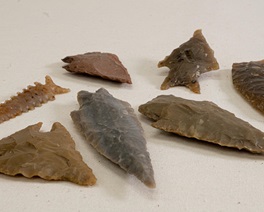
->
0, 122, 96, 186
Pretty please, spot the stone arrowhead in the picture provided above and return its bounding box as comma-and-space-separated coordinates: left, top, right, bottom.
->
62, 52, 132, 84
0, 122, 96, 186
71, 88, 155, 188
139, 95, 264, 153
158, 29, 219, 93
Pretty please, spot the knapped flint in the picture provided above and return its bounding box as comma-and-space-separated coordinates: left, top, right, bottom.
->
71, 88, 155, 188
139, 95, 264, 153
0, 122, 96, 185
62, 52, 132, 84
158, 29, 219, 93
232, 60, 264, 113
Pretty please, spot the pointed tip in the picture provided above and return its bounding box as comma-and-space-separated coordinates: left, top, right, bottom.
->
187, 81, 200, 94
51, 122, 66, 132
160, 77, 171, 90
61, 56, 74, 63
212, 62, 220, 70
158, 61, 164, 68
30, 122, 43, 132
193, 29, 206, 42
144, 179, 156, 189
85, 175, 97, 186
158, 56, 169, 68
160, 85, 169, 90
194, 29, 202, 34
126, 78, 132, 84
45, 75, 70, 94
45, 75, 53, 83
193, 29, 202, 37
62, 65, 71, 72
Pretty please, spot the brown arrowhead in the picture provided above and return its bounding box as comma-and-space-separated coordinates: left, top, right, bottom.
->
158, 29, 219, 93
62, 52, 132, 84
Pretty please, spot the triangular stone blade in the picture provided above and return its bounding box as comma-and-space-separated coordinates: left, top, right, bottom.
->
158, 29, 219, 93
139, 95, 264, 153
71, 88, 155, 188
62, 52, 132, 84
0, 122, 96, 186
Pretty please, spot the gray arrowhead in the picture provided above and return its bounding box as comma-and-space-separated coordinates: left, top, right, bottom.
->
71, 88, 155, 188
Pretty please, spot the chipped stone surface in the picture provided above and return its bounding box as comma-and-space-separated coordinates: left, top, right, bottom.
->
158, 30, 219, 93
0, 76, 70, 124
232, 60, 264, 113
0, 122, 96, 186
71, 88, 155, 188
62, 52, 132, 84
139, 95, 264, 153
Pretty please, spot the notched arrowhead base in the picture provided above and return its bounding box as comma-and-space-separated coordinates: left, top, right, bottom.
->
0, 122, 96, 186
158, 29, 219, 93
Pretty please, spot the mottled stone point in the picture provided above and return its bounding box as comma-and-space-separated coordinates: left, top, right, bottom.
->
139, 95, 264, 153
158, 29, 219, 93
71, 88, 155, 188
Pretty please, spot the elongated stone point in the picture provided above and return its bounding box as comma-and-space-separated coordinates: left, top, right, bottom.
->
139, 95, 264, 153
71, 88, 155, 188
